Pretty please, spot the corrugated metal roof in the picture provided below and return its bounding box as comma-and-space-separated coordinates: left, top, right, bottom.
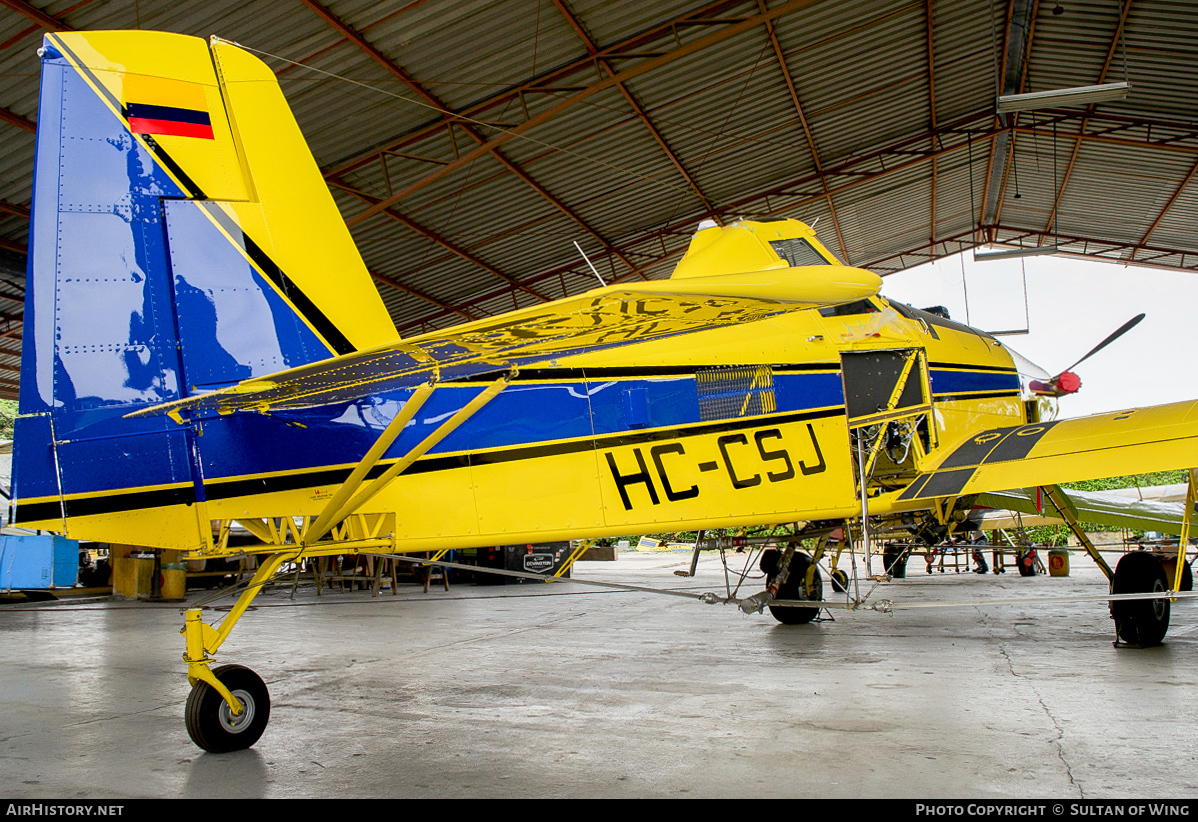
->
0, 0, 1192, 378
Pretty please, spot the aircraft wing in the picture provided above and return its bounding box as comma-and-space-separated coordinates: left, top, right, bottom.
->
129, 266, 880, 417
975, 487, 1187, 535
895, 401, 1198, 503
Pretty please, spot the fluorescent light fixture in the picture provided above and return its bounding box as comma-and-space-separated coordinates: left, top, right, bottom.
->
973, 245, 1060, 262
996, 81, 1130, 113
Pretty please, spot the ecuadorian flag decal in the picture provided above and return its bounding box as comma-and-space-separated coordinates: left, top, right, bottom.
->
122, 74, 213, 140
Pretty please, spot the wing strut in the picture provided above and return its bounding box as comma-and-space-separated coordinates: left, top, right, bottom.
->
308, 372, 512, 544
1174, 469, 1198, 594
306, 380, 437, 543
1042, 484, 1114, 581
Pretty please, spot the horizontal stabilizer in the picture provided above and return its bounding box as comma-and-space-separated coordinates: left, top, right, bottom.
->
128, 266, 882, 418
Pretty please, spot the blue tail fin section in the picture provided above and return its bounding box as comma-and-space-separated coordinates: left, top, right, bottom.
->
11, 31, 394, 534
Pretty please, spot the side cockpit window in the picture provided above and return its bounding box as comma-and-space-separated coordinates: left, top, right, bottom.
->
770, 237, 831, 267
818, 299, 878, 318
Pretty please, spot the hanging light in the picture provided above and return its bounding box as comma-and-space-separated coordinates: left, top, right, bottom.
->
973, 245, 1060, 261
997, 81, 1130, 113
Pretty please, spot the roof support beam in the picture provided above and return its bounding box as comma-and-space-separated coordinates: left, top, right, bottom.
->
0, 106, 35, 133
982, 0, 1034, 236
301, 0, 648, 281
367, 266, 474, 322
552, 0, 719, 218
322, 0, 748, 180
0, 0, 72, 31
756, 0, 850, 264
398, 115, 1001, 331
1132, 158, 1198, 261
926, 0, 938, 258
344, 0, 823, 230
328, 177, 552, 304
1039, 0, 1134, 242
0, 200, 30, 220
0, 0, 72, 134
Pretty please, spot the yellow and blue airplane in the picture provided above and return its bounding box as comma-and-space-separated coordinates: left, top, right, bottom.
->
13, 30, 1198, 752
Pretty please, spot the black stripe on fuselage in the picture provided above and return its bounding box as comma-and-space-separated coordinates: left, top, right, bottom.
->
927, 362, 1018, 374
15, 486, 197, 525
452, 363, 842, 382
14, 406, 847, 523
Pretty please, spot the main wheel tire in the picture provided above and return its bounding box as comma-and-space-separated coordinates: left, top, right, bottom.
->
830, 568, 849, 593
185, 664, 271, 753
1110, 552, 1170, 647
883, 545, 908, 578
768, 552, 823, 625
1016, 550, 1037, 577
1183, 561, 1194, 593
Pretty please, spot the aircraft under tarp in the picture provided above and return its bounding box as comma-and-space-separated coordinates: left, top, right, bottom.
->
976, 486, 1190, 535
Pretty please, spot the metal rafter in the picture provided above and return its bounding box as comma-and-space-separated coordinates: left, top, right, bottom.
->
756, 0, 850, 264
0, 106, 34, 133
400, 108, 1004, 303
322, 0, 749, 181
301, 0, 648, 285
994, 224, 1197, 270
987, 0, 1037, 239
1132, 158, 1198, 261
1039, 0, 1134, 243
397, 114, 1002, 332
0, 0, 71, 31
343, 0, 824, 230
0, 0, 72, 136
396, 99, 1198, 332
926, 0, 938, 257
366, 265, 474, 323
852, 222, 1198, 275
551, 0, 719, 218
328, 176, 552, 304
0, 200, 29, 219
979, 0, 1018, 241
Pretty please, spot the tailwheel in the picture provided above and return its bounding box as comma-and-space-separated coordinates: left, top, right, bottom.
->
185, 664, 271, 753
1110, 552, 1170, 647
768, 552, 823, 625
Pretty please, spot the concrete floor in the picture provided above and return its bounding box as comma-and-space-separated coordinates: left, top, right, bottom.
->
1, 549, 1196, 799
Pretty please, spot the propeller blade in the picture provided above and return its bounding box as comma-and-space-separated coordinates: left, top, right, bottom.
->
1057, 313, 1145, 376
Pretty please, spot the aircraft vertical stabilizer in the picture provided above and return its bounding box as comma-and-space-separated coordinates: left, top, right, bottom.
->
12, 31, 396, 539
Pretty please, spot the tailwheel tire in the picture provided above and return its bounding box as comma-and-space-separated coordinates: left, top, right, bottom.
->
768, 552, 823, 625
186, 664, 270, 753
1110, 552, 1170, 647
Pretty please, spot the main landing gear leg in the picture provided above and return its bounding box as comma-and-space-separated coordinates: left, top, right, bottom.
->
1042, 483, 1174, 647
181, 551, 296, 752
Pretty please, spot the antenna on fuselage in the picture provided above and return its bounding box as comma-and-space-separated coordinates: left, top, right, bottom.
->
573, 241, 607, 288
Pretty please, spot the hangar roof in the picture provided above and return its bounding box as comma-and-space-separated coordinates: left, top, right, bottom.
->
0, 0, 1194, 398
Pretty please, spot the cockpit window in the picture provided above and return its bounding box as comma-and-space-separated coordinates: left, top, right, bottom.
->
818, 299, 879, 318
770, 238, 830, 267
